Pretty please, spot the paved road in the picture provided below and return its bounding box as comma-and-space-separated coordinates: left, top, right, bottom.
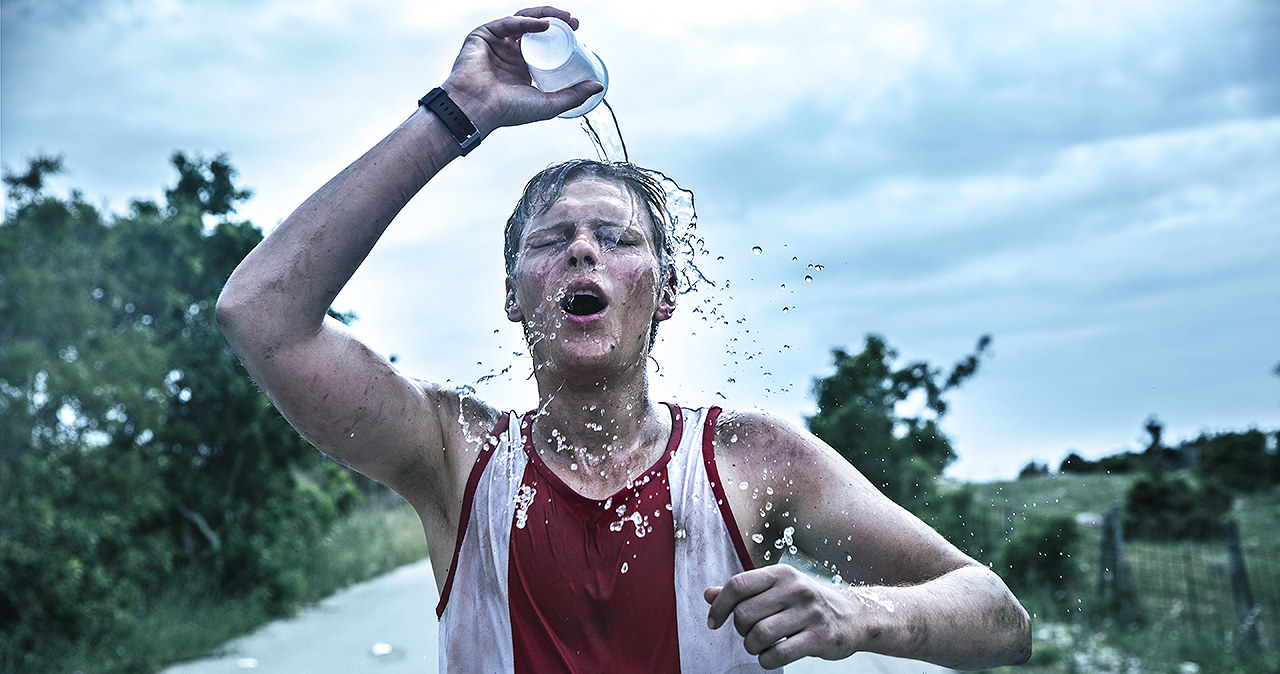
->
164, 560, 954, 674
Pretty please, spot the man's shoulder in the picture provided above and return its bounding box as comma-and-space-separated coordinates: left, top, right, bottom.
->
418, 380, 507, 445
708, 407, 814, 459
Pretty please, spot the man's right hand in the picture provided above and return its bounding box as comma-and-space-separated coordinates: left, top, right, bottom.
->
441, 8, 604, 137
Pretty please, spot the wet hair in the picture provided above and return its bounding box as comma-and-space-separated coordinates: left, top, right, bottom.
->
503, 159, 675, 280
504, 159, 678, 347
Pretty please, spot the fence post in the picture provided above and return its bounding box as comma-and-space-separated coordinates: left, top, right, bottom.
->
1224, 519, 1262, 657
1097, 503, 1139, 624
1182, 548, 1201, 646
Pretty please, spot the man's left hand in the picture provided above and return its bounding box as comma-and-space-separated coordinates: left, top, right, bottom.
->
705, 565, 870, 670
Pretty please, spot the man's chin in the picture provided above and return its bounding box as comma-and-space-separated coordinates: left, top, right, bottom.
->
534, 340, 646, 377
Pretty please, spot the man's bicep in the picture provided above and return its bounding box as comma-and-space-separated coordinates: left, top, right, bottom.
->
239, 319, 449, 492
780, 431, 975, 586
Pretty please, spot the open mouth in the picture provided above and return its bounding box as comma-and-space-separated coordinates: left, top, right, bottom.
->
563, 289, 607, 317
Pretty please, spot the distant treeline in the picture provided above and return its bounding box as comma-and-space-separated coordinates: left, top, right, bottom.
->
1021, 422, 1279, 541
1053, 426, 1278, 489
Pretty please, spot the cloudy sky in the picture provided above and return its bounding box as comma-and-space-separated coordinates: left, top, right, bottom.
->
4, 0, 1277, 480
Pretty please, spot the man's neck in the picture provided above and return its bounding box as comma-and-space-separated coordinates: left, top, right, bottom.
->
527, 366, 671, 497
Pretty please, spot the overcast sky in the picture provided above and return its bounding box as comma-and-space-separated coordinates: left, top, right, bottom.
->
4, 0, 1277, 480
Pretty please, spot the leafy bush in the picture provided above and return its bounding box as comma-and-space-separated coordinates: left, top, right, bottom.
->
1187, 429, 1278, 494
1123, 472, 1232, 541
0, 154, 358, 671
995, 513, 1080, 603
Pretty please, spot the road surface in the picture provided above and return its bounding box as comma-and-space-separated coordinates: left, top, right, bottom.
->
164, 559, 955, 673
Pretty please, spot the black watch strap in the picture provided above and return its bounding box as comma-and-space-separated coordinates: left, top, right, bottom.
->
419, 87, 482, 156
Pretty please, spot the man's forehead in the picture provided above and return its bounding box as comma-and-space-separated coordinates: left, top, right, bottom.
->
529, 177, 648, 229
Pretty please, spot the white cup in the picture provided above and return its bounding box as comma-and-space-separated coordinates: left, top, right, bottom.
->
521, 17, 608, 118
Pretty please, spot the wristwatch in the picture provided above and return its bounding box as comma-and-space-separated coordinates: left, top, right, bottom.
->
418, 87, 482, 156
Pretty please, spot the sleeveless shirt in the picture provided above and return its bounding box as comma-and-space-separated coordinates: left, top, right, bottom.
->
435, 404, 771, 673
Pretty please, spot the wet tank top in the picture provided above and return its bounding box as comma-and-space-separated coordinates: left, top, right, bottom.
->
435, 404, 770, 673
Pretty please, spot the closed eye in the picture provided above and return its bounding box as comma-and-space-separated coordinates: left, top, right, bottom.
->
595, 225, 640, 251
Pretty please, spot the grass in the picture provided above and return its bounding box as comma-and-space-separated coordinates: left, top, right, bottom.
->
968, 473, 1280, 674
42, 499, 430, 674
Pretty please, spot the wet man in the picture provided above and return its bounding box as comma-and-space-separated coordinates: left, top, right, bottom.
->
216, 7, 1032, 672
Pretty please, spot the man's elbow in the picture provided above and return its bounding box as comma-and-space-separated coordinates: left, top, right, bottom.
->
214, 279, 266, 353
982, 584, 1033, 668
970, 569, 1033, 669
214, 283, 246, 339
1004, 599, 1033, 666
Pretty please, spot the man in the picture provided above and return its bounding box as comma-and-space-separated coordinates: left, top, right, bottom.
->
216, 7, 1031, 672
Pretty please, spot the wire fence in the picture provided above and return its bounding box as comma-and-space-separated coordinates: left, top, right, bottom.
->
938, 498, 1278, 669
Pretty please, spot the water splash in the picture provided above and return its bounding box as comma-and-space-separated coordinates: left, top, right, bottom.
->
851, 587, 897, 613
579, 99, 711, 296
773, 525, 796, 556
514, 485, 536, 529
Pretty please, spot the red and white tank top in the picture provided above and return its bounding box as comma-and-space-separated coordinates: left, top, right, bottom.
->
436, 404, 770, 673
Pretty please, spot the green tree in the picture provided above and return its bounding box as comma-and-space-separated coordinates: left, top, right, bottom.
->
806, 333, 991, 510
0, 153, 355, 670
1186, 429, 1276, 494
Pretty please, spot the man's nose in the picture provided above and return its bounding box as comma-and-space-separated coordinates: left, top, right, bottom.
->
566, 230, 597, 268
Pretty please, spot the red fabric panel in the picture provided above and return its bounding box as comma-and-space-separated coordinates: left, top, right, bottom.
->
508, 408, 684, 674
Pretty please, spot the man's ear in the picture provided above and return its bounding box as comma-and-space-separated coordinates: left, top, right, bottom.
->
505, 277, 524, 322
654, 269, 677, 322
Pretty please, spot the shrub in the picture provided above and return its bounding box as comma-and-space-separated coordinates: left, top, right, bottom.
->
1123, 472, 1232, 540
995, 513, 1079, 603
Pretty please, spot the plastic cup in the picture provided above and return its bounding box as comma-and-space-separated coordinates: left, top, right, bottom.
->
521, 17, 608, 118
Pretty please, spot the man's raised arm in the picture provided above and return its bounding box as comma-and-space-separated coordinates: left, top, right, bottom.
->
215, 9, 602, 501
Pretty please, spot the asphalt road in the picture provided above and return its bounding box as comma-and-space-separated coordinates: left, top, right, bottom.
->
163, 559, 955, 674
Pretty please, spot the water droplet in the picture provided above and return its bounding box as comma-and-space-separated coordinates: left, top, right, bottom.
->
620, 562, 629, 574
514, 485, 536, 529
751, 246, 763, 255
752, 533, 764, 544
730, 434, 739, 443
739, 481, 749, 490
371, 643, 394, 657
804, 275, 813, 283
